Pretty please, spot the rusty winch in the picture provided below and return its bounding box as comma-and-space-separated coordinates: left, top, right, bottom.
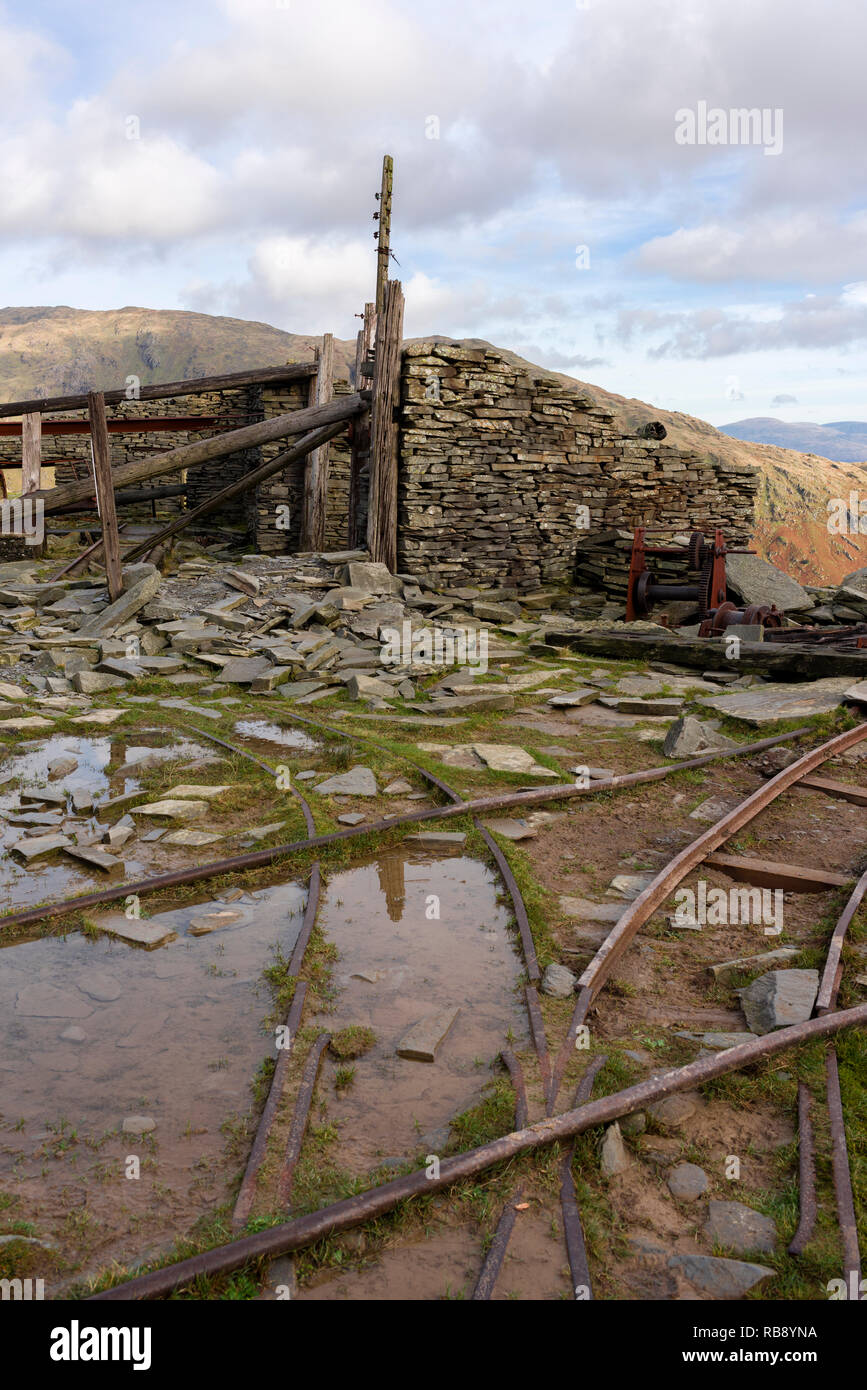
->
625, 527, 783, 632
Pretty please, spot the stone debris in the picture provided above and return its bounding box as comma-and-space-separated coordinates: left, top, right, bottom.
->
607, 872, 656, 900
163, 828, 223, 846
313, 767, 378, 797
483, 817, 537, 840
698, 677, 855, 725
130, 799, 209, 820
600, 1122, 631, 1176
541, 961, 576, 997
63, 846, 126, 878
667, 1162, 709, 1201
708, 947, 801, 986
122, 1116, 156, 1135
738, 969, 819, 1033
703, 1201, 777, 1255
188, 909, 244, 935
559, 896, 625, 922
404, 831, 466, 847
668, 1254, 773, 1298
98, 916, 178, 948
10, 832, 72, 861
396, 1007, 460, 1062
662, 715, 737, 759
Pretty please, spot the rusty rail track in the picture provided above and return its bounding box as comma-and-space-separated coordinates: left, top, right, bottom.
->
0, 727, 809, 933
88, 1004, 867, 1300
547, 720, 867, 1112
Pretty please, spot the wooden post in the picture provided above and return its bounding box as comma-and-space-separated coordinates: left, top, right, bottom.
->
87, 391, 123, 601
348, 303, 376, 547
21, 414, 42, 495
375, 155, 393, 317
367, 280, 404, 571
300, 334, 334, 550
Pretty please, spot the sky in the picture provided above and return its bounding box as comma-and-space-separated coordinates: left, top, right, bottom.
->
1, 0, 865, 425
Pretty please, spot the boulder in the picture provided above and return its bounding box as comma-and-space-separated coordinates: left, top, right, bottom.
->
739, 969, 819, 1034
725, 553, 813, 613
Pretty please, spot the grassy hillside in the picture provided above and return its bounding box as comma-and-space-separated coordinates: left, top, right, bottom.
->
2, 306, 864, 584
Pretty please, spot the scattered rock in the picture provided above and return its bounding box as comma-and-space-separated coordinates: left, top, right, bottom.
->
739, 969, 819, 1034
667, 1162, 709, 1201
122, 1116, 156, 1135
397, 1007, 460, 1062
646, 1093, 699, 1128
709, 947, 801, 986
600, 1122, 631, 1176
668, 1254, 774, 1298
703, 1201, 777, 1255
662, 715, 736, 759
314, 766, 378, 797
541, 961, 576, 997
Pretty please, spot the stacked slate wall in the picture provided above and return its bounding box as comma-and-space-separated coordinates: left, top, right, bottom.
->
398, 342, 757, 592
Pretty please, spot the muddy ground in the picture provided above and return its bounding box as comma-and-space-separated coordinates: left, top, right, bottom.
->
1, 588, 865, 1302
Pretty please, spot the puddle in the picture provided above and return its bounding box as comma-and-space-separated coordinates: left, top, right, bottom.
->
0, 880, 306, 1286
233, 719, 318, 752
312, 849, 529, 1177
0, 734, 216, 909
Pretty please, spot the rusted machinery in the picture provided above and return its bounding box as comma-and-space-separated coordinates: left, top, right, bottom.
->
625, 526, 783, 632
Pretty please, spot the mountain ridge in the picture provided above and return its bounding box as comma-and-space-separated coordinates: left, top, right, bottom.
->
1, 305, 864, 585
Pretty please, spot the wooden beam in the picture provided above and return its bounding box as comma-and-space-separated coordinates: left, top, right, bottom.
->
0, 363, 317, 419
20, 414, 41, 494
348, 303, 375, 547
119, 420, 350, 566
367, 281, 404, 571
87, 391, 123, 602
793, 775, 867, 807
704, 853, 851, 893
300, 333, 334, 550
37, 394, 364, 514
375, 155, 393, 316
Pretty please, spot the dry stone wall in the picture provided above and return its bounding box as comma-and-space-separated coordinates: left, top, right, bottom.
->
398, 342, 757, 593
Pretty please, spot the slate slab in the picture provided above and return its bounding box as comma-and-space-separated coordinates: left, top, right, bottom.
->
739, 969, 819, 1033
397, 1007, 460, 1061
699, 678, 854, 725
668, 1254, 774, 1298
314, 767, 378, 797
726, 553, 813, 613
704, 1201, 777, 1255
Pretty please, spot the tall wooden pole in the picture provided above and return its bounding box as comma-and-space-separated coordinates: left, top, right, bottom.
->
87, 391, 123, 601
348, 302, 376, 547
21, 414, 42, 495
367, 280, 404, 571
375, 155, 393, 317
300, 332, 334, 550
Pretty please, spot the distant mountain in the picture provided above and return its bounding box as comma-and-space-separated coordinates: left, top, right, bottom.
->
1, 306, 865, 586
720, 416, 867, 463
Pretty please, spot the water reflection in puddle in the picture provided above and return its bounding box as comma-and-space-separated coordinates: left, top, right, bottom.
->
313, 849, 529, 1175
234, 719, 317, 752
0, 880, 306, 1283
0, 734, 216, 907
